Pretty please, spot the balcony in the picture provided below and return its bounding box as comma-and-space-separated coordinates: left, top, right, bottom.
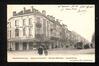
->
35, 34, 44, 41
50, 35, 60, 40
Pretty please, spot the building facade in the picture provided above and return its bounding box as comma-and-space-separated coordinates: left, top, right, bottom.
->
7, 6, 66, 51
7, 6, 90, 51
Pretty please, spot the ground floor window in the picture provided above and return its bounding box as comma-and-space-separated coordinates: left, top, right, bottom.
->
15, 42, 19, 50
29, 42, 34, 50
23, 42, 27, 50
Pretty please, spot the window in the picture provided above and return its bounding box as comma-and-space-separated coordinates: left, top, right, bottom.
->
29, 18, 32, 25
43, 19, 46, 36
23, 19, 26, 26
23, 42, 27, 50
36, 17, 42, 28
15, 29, 19, 37
50, 29, 53, 34
37, 17, 40, 23
29, 28, 32, 36
15, 20, 18, 26
47, 21, 49, 35
10, 30, 11, 38
10, 22, 11, 28
29, 42, 33, 50
15, 42, 19, 50
23, 28, 26, 36
36, 28, 41, 34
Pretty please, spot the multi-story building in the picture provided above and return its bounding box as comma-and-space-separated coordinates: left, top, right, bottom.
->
66, 31, 90, 48
7, 6, 65, 51
7, 6, 90, 51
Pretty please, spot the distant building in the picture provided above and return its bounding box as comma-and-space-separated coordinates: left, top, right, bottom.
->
64, 30, 90, 49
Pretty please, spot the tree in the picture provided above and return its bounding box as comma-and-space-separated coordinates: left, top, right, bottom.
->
76, 42, 83, 49
91, 33, 95, 44
84, 44, 90, 49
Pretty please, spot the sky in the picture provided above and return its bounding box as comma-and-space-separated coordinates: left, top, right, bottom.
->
7, 5, 95, 42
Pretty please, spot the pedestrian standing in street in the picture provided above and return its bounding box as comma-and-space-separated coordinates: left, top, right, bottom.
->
90, 43, 93, 48
37, 46, 43, 55
43, 46, 48, 56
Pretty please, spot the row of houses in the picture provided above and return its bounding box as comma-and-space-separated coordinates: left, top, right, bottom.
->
7, 6, 90, 51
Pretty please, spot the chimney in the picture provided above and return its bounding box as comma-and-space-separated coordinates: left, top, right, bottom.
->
52, 16, 55, 20
47, 15, 50, 18
49, 16, 53, 20
56, 19, 59, 22
42, 10, 46, 15
13, 11, 16, 16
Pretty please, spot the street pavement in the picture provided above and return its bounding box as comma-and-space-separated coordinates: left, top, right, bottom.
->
7, 48, 95, 62
7, 48, 95, 56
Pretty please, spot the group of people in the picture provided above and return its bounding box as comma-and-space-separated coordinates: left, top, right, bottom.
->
37, 45, 48, 56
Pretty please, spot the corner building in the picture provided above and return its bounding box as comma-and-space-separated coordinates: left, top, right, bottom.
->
7, 6, 65, 51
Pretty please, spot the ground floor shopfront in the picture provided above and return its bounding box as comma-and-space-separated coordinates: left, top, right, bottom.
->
7, 40, 66, 51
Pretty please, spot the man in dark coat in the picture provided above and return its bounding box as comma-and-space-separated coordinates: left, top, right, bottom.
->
43, 46, 48, 56
38, 46, 43, 55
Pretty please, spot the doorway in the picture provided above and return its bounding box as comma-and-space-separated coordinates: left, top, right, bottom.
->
23, 42, 27, 50
15, 42, 19, 50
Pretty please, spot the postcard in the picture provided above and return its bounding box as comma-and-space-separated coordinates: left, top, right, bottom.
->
7, 5, 95, 62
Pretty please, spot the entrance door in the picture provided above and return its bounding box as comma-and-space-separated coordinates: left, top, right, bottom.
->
15, 42, 19, 50
23, 42, 27, 50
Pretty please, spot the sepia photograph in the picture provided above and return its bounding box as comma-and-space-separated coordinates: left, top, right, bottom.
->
7, 5, 95, 62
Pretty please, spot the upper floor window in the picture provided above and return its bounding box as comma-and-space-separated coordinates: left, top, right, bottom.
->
15, 20, 18, 26
36, 18, 42, 28
37, 17, 40, 23
47, 21, 49, 29
8, 22, 11, 28
29, 28, 32, 36
36, 28, 41, 34
7, 22, 11, 28
43, 19, 46, 34
23, 28, 26, 36
50, 29, 53, 34
10, 30, 11, 38
29, 18, 32, 25
10, 22, 11, 28
15, 29, 19, 37
23, 19, 26, 26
